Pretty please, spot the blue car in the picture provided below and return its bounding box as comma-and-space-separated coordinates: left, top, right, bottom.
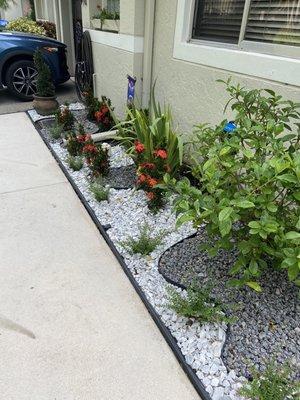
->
0, 31, 70, 100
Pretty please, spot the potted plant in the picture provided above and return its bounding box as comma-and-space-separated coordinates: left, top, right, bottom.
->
91, 7, 120, 32
32, 49, 58, 115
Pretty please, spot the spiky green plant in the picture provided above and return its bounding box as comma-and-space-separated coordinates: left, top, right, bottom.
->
90, 182, 109, 202
67, 156, 83, 171
121, 223, 165, 256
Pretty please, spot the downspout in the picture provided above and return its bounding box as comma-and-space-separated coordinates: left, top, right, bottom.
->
142, 0, 156, 108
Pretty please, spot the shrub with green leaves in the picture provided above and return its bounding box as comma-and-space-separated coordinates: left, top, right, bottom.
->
49, 124, 63, 140
34, 50, 55, 97
67, 156, 83, 171
121, 223, 165, 256
6, 17, 46, 36
165, 79, 300, 291
90, 182, 109, 202
240, 361, 299, 400
167, 283, 232, 324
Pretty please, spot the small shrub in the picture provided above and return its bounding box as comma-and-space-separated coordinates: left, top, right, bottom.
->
66, 126, 90, 156
93, 6, 119, 23
83, 142, 110, 176
240, 361, 299, 400
67, 156, 83, 171
166, 79, 300, 290
55, 104, 75, 131
33, 50, 55, 97
6, 17, 46, 36
167, 283, 232, 324
121, 223, 165, 255
83, 90, 114, 131
36, 20, 56, 38
90, 182, 109, 202
49, 124, 63, 140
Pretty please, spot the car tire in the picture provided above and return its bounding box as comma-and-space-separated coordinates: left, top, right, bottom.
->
6, 60, 38, 101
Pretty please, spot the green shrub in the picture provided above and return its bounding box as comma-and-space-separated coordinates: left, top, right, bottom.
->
6, 17, 46, 36
165, 79, 300, 291
33, 50, 55, 97
90, 182, 109, 202
240, 361, 299, 400
55, 104, 75, 131
167, 283, 232, 324
67, 156, 83, 171
121, 223, 165, 255
49, 124, 63, 140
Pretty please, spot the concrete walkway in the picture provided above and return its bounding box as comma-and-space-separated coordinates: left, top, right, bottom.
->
0, 113, 198, 400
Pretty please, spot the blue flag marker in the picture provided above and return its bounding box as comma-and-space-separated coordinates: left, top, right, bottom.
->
224, 121, 237, 134
127, 75, 136, 105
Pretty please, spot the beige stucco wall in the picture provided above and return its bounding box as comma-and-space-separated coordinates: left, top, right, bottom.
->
92, 42, 143, 116
152, 0, 300, 133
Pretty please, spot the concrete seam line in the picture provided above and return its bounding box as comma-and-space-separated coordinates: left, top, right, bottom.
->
26, 111, 211, 400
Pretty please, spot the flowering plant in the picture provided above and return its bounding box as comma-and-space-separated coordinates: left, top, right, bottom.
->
114, 88, 183, 209
55, 104, 75, 131
83, 91, 114, 131
66, 125, 91, 156
84, 142, 110, 176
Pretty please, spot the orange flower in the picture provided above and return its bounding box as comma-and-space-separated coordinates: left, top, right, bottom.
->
83, 144, 98, 154
154, 149, 168, 159
147, 177, 159, 188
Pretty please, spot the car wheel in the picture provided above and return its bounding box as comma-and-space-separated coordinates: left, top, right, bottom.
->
6, 60, 38, 101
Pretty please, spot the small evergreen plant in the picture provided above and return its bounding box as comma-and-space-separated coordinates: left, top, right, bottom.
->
33, 50, 55, 97
121, 223, 165, 256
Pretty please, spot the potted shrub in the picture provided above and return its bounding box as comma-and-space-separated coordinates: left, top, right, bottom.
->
91, 7, 120, 32
32, 49, 58, 115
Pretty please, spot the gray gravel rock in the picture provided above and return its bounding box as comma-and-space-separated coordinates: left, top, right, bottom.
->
159, 229, 300, 379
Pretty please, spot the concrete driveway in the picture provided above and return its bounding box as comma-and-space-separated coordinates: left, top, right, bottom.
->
0, 79, 78, 115
0, 112, 199, 400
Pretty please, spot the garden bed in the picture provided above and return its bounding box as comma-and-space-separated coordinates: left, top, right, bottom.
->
28, 104, 299, 400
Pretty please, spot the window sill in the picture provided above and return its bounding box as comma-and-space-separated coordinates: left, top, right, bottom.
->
85, 29, 144, 54
174, 0, 300, 87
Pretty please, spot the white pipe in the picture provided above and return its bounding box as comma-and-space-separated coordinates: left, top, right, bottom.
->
141, 0, 156, 108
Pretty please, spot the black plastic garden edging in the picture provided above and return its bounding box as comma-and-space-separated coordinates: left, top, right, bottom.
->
28, 112, 211, 400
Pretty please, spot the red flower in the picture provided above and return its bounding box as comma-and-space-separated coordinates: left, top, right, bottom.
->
95, 111, 103, 123
83, 144, 98, 154
77, 134, 87, 143
101, 106, 109, 115
146, 191, 156, 201
154, 149, 168, 159
140, 162, 155, 170
135, 141, 145, 153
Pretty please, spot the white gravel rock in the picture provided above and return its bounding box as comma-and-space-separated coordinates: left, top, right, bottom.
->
38, 129, 247, 400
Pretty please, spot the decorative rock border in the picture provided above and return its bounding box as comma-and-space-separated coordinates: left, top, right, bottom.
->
27, 107, 249, 400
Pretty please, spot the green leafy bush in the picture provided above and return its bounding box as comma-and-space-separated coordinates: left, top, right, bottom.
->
67, 156, 83, 171
167, 283, 232, 324
240, 361, 299, 400
33, 50, 55, 97
90, 182, 109, 202
121, 223, 165, 255
165, 80, 300, 291
55, 104, 75, 131
6, 17, 46, 36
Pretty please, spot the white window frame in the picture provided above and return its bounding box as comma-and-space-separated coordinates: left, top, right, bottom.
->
173, 0, 300, 86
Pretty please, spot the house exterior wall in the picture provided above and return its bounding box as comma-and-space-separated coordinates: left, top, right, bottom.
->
83, 0, 145, 117
151, 0, 300, 132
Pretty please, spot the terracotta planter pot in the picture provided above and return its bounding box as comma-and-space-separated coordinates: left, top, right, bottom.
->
33, 95, 59, 116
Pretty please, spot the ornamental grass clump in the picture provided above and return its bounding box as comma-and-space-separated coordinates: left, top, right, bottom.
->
115, 87, 183, 210
165, 79, 300, 291
239, 361, 299, 400
67, 155, 83, 171
90, 181, 109, 202
121, 223, 165, 256
167, 283, 232, 324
